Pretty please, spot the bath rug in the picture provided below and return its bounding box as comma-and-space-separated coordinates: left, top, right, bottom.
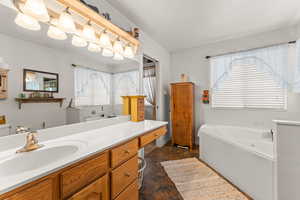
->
161, 158, 249, 200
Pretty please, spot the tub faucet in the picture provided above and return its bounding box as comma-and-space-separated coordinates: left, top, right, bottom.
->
16, 131, 44, 153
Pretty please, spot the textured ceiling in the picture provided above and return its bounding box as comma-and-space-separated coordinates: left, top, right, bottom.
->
106, 0, 300, 52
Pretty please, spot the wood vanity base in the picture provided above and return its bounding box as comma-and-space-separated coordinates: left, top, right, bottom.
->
0, 125, 167, 200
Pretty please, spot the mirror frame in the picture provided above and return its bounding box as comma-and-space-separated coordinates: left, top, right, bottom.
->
23, 69, 59, 93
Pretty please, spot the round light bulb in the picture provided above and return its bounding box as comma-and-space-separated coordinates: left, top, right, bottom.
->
47, 25, 67, 40
102, 48, 113, 57
113, 40, 124, 55
58, 11, 76, 33
113, 53, 124, 60
72, 35, 87, 47
14, 12, 41, 31
82, 24, 96, 42
124, 45, 134, 59
99, 32, 112, 49
23, 0, 50, 22
88, 43, 101, 52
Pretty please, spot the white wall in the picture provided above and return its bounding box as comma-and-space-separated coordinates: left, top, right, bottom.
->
92, 0, 172, 146
171, 27, 300, 140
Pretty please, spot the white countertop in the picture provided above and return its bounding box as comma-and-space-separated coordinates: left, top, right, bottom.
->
0, 120, 167, 195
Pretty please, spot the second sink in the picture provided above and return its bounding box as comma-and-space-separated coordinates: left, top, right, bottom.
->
0, 142, 83, 177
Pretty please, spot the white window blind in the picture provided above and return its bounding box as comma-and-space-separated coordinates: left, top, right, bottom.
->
74, 67, 111, 106
212, 64, 287, 109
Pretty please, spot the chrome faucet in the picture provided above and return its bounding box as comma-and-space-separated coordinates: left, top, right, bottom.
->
15, 126, 30, 135
16, 131, 44, 153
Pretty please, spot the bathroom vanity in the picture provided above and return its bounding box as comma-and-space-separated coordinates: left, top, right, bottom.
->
0, 120, 167, 200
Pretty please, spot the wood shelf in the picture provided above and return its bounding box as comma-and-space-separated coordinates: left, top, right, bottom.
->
15, 98, 65, 109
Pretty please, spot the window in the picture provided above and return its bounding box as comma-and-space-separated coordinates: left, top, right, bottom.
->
74, 67, 111, 106
112, 70, 139, 104
212, 64, 287, 109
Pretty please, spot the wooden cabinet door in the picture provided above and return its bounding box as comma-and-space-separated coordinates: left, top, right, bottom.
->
5, 179, 53, 200
111, 139, 138, 168
139, 126, 167, 148
61, 152, 108, 199
114, 180, 138, 200
68, 175, 108, 200
111, 156, 138, 199
171, 83, 194, 147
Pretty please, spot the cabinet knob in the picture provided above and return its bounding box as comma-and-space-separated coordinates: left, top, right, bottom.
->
124, 172, 131, 177
124, 149, 130, 154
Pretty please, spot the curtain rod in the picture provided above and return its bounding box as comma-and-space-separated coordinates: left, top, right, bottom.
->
112, 69, 139, 74
205, 40, 296, 59
71, 63, 113, 74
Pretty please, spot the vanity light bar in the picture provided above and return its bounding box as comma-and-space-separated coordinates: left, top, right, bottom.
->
54, 0, 139, 47
12, 0, 139, 56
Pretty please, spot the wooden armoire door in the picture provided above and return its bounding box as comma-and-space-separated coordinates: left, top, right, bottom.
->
171, 82, 194, 149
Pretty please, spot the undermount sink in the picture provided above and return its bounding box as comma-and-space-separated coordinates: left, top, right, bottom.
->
0, 144, 81, 177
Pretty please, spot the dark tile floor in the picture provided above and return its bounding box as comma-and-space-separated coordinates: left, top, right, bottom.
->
139, 143, 199, 200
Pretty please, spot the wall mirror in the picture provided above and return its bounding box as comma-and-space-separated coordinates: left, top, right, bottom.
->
0, 3, 142, 133
23, 69, 59, 93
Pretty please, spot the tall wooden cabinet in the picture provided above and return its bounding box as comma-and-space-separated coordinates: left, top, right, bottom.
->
170, 82, 195, 150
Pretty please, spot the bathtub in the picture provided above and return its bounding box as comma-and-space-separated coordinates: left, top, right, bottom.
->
199, 124, 274, 200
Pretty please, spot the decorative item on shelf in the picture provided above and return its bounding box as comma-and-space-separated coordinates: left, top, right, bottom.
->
101, 13, 111, 21
202, 90, 210, 104
79, 0, 99, 13
43, 93, 50, 98
11, 0, 140, 61
0, 115, 6, 125
18, 93, 26, 98
129, 96, 146, 122
180, 73, 188, 82
30, 92, 42, 98
128, 28, 139, 39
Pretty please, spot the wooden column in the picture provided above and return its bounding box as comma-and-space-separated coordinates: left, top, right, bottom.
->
121, 96, 131, 115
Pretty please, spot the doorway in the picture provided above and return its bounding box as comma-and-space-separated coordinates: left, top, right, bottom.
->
143, 55, 158, 120
143, 55, 159, 155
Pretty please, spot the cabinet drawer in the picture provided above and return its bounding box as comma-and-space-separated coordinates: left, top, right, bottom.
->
61, 152, 108, 199
111, 155, 138, 199
139, 126, 167, 148
111, 139, 138, 168
68, 175, 108, 200
114, 180, 138, 200
5, 179, 53, 200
